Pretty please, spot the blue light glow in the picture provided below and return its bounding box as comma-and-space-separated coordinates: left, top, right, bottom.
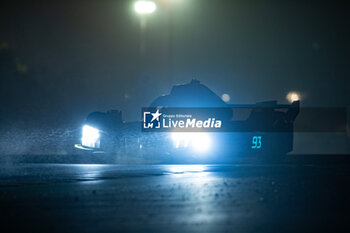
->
171, 132, 212, 153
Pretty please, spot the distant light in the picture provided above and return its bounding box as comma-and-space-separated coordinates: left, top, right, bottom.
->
134, 1, 157, 15
286, 91, 300, 103
221, 93, 230, 102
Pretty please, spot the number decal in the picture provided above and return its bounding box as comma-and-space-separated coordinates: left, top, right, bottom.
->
252, 136, 262, 149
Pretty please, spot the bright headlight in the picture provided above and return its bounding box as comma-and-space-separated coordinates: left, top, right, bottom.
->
81, 125, 100, 148
171, 132, 211, 153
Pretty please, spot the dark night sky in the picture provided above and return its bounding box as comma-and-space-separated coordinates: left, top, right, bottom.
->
1, 0, 349, 126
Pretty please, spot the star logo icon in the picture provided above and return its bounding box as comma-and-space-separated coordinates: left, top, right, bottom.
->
150, 109, 162, 122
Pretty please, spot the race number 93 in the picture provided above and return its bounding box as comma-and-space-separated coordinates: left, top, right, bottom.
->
251, 136, 262, 149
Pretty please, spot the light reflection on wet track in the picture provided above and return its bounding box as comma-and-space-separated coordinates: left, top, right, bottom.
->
0, 162, 349, 232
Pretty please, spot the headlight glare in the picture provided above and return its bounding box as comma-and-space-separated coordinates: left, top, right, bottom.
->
81, 125, 100, 148
171, 132, 211, 153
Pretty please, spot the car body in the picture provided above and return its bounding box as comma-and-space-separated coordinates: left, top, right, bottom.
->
75, 80, 299, 163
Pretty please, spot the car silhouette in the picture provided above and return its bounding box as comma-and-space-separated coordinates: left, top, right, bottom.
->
75, 80, 299, 163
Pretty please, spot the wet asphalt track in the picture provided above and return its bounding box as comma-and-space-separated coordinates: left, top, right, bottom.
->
0, 160, 350, 233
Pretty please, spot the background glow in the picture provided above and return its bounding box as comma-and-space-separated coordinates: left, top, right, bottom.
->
286, 91, 300, 103
221, 93, 230, 102
134, 1, 157, 15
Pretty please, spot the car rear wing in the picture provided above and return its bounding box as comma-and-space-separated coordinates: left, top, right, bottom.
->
228, 100, 300, 109
228, 101, 300, 122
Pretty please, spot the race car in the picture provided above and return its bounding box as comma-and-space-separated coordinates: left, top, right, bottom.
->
74, 80, 299, 163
